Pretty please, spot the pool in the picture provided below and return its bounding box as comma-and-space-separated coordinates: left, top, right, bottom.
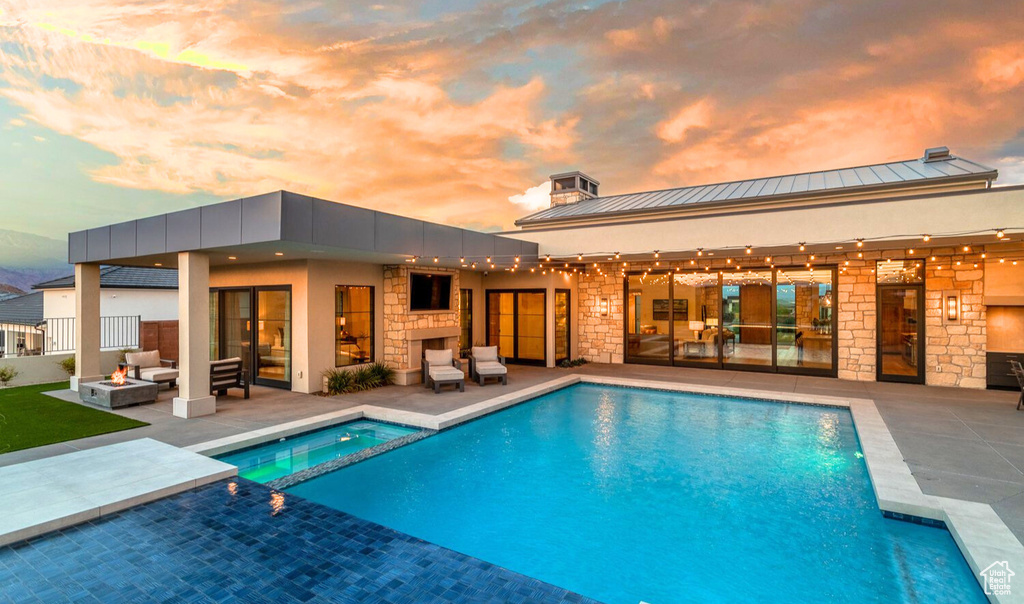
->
216, 420, 418, 483
287, 384, 985, 603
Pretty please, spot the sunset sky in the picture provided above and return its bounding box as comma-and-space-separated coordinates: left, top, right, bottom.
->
1, 0, 1023, 240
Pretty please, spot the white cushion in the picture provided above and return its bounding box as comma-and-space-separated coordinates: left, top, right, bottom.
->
424, 348, 453, 367
429, 366, 463, 381
126, 350, 161, 369
472, 346, 499, 362
139, 368, 179, 382
475, 361, 507, 375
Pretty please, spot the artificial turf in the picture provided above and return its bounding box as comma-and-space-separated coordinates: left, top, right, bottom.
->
0, 381, 148, 454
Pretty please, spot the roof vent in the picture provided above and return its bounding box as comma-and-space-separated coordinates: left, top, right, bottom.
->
922, 146, 951, 162
549, 171, 599, 207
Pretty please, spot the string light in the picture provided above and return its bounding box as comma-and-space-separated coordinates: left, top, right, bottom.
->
798, 243, 806, 251
433, 256, 439, 263
963, 246, 971, 252
486, 256, 491, 263
923, 234, 931, 242
654, 250, 660, 258
697, 248, 704, 256
856, 239, 863, 248
615, 252, 620, 259
997, 229, 1005, 238
745, 246, 752, 254
514, 256, 520, 263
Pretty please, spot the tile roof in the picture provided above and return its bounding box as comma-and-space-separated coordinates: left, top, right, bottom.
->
516, 154, 997, 226
0, 292, 43, 326
33, 266, 178, 290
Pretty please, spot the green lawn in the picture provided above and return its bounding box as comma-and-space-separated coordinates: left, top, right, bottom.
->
0, 381, 149, 454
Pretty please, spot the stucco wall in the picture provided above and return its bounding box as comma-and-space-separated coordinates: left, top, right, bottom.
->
42, 289, 178, 321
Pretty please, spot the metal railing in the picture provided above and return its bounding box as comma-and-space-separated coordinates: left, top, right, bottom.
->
0, 316, 140, 358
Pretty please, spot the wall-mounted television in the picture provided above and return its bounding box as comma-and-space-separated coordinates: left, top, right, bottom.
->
410, 273, 452, 311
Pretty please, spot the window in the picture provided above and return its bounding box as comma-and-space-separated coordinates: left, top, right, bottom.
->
336, 286, 374, 366
459, 288, 473, 353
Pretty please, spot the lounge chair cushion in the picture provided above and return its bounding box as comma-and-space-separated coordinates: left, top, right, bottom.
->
472, 346, 499, 362
424, 348, 453, 367
428, 365, 463, 381
126, 350, 161, 369
138, 368, 179, 383
475, 361, 507, 376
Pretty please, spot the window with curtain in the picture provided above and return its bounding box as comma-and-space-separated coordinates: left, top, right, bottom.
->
336, 285, 374, 366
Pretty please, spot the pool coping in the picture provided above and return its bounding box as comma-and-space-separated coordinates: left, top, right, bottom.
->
0, 438, 237, 548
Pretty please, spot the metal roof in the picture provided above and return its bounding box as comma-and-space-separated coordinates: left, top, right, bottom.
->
0, 292, 43, 326
516, 154, 997, 226
34, 266, 179, 290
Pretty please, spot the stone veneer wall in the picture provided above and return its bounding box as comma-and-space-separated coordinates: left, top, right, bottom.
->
571, 247, 988, 388
925, 248, 986, 388
577, 272, 624, 363
382, 265, 460, 370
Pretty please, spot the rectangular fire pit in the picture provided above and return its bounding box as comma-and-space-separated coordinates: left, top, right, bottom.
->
79, 379, 159, 409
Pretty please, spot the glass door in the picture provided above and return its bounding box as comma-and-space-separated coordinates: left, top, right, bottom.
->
723, 271, 774, 368
219, 289, 252, 378
255, 288, 291, 387
625, 273, 672, 364
877, 260, 924, 384
776, 268, 835, 374
672, 271, 721, 367
486, 290, 547, 365
555, 290, 570, 364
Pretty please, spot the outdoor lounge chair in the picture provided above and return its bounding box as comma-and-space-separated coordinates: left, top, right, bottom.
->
1010, 360, 1024, 411
123, 350, 179, 388
211, 357, 249, 399
469, 346, 507, 386
422, 348, 465, 393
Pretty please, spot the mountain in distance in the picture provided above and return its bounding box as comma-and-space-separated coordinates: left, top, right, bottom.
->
0, 229, 71, 292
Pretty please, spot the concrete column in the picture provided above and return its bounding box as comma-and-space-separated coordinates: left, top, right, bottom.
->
172, 251, 216, 418
70, 263, 103, 391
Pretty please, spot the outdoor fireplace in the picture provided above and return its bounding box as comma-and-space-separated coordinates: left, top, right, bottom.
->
79, 367, 159, 409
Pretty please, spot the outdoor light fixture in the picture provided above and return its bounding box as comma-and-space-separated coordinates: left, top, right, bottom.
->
599, 297, 609, 317
154, 263, 162, 267
275, 252, 284, 256
946, 294, 959, 322
228, 256, 237, 260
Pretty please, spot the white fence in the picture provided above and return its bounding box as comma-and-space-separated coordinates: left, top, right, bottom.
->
0, 316, 140, 359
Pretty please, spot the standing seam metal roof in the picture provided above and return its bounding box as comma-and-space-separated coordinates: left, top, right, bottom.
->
516, 155, 996, 225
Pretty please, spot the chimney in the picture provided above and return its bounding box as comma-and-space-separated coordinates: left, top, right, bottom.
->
549, 171, 599, 207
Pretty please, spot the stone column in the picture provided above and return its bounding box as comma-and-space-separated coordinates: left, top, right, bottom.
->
172, 251, 216, 418
70, 263, 103, 392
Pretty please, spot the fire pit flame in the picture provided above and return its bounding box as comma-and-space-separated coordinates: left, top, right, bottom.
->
110, 366, 128, 386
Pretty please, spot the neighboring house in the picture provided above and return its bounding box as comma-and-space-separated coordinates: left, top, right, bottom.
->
60, 146, 1024, 419
0, 292, 43, 358
34, 266, 178, 323
0, 266, 178, 358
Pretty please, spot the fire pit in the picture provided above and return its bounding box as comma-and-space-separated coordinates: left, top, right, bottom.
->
79, 367, 159, 409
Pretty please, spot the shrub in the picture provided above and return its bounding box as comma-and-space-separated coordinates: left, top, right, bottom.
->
323, 362, 396, 395
117, 348, 137, 365
57, 356, 75, 376
0, 365, 18, 387
559, 357, 589, 368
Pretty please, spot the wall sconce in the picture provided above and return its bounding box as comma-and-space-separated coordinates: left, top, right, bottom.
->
599, 297, 609, 317
945, 293, 959, 322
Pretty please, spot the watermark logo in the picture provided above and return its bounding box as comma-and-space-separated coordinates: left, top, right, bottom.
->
981, 561, 1014, 596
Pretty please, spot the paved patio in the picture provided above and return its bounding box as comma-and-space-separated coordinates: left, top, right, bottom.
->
2, 364, 1023, 541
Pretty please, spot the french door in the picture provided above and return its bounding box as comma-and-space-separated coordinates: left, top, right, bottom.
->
876, 285, 925, 384
211, 286, 292, 388
486, 290, 546, 365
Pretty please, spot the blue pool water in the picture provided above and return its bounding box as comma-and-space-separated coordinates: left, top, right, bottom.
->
287, 385, 985, 603
217, 420, 417, 483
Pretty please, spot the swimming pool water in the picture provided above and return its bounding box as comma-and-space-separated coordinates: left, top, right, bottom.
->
287, 385, 984, 603
216, 420, 417, 483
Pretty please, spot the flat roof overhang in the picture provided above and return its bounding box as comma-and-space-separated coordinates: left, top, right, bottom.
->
68, 191, 538, 270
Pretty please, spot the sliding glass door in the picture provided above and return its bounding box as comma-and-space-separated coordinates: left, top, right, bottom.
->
486, 290, 546, 365
212, 286, 292, 388
624, 267, 837, 376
